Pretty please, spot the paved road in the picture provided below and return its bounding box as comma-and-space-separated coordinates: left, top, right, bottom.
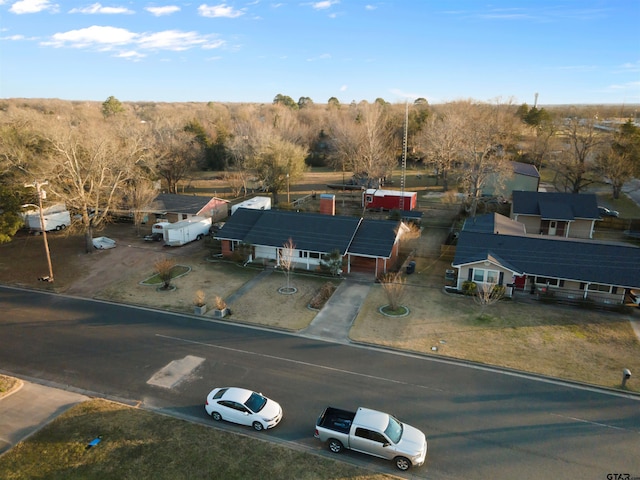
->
1, 287, 639, 479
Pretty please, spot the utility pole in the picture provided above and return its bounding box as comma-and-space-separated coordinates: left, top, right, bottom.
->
25, 180, 54, 282
400, 101, 408, 212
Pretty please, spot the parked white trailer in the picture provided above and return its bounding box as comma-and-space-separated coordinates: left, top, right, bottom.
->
24, 204, 71, 232
231, 196, 271, 215
162, 216, 212, 247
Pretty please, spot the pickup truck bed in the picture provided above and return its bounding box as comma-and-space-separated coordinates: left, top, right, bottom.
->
316, 407, 355, 434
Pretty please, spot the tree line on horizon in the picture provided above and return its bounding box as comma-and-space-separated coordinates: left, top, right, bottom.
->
0, 95, 638, 251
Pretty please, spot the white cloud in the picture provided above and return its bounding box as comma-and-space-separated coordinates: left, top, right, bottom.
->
198, 4, 245, 18
146, 5, 181, 16
607, 80, 640, 91
202, 39, 225, 49
1, 34, 26, 40
40, 25, 224, 55
10, 0, 58, 14
311, 1, 338, 10
365, 4, 376, 10
69, 3, 134, 14
619, 61, 640, 73
43, 25, 137, 48
115, 50, 145, 60
340, 85, 347, 92
138, 30, 220, 51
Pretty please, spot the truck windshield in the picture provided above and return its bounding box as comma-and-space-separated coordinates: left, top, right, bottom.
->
384, 415, 403, 444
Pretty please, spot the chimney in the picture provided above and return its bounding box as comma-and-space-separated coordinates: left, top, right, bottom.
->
319, 194, 336, 215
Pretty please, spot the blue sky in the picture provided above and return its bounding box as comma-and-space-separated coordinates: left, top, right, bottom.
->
1, 1, 639, 105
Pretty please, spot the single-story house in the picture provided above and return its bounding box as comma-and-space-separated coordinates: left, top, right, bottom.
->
511, 191, 600, 239
214, 209, 409, 276
481, 161, 540, 197
145, 193, 229, 223
452, 213, 640, 306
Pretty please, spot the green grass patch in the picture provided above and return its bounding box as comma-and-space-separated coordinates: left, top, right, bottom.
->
473, 313, 495, 324
0, 399, 393, 480
140, 265, 191, 286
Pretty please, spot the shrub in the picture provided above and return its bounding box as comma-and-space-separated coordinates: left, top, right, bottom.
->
309, 282, 337, 309
214, 296, 227, 310
462, 280, 477, 295
193, 290, 206, 307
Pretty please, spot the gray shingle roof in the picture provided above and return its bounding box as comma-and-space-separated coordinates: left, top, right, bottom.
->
148, 193, 213, 215
243, 210, 360, 254
216, 210, 400, 258
512, 191, 600, 220
349, 219, 400, 258
511, 161, 540, 178
453, 230, 640, 288
463, 213, 527, 235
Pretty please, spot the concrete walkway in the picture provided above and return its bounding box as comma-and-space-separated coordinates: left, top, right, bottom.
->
299, 275, 373, 343
212, 267, 274, 312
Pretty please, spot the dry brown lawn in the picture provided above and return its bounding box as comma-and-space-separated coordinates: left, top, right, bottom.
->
1, 171, 639, 393
351, 256, 640, 391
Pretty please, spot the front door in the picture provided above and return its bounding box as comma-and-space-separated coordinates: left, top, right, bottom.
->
548, 220, 557, 236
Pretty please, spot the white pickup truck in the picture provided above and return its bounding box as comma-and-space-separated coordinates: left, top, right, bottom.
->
314, 406, 427, 471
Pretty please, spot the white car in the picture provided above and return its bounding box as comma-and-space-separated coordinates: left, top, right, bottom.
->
205, 387, 283, 431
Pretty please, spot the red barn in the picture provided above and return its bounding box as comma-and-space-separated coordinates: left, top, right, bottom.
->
363, 189, 417, 211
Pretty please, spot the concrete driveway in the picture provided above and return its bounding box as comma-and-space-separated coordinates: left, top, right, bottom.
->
0, 380, 88, 455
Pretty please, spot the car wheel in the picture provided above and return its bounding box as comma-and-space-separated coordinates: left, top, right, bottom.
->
211, 411, 222, 421
395, 456, 411, 471
252, 421, 264, 431
328, 439, 343, 453
196, 234, 203, 241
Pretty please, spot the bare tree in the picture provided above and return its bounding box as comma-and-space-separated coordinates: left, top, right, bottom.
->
455, 100, 518, 216
278, 238, 295, 292
150, 119, 202, 194
552, 112, 604, 193
473, 282, 505, 307
595, 120, 640, 199
40, 117, 147, 252
328, 102, 396, 184
123, 176, 159, 234
379, 272, 407, 311
416, 106, 464, 191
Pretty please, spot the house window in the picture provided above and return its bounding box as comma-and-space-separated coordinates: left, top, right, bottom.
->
473, 269, 485, 283
535, 276, 558, 286
299, 251, 308, 258
587, 283, 612, 293
309, 252, 321, 259
473, 268, 499, 284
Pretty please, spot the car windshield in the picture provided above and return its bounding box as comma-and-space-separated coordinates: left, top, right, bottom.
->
384, 415, 403, 444
244, 392, 267, 413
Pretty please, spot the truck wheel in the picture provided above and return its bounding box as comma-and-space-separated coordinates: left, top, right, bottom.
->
394, 456, 411, 471
55, 225, 62, 231
328, 439, 343, 453
196, 234, 203, 241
